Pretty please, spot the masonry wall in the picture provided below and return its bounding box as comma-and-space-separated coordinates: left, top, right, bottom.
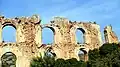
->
0, 15, 40, 67
0, 15, 117, 67
104, 25, 119, 43
46, 17, 102, 60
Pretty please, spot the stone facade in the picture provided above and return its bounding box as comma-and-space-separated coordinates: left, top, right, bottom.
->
0, 15, 118, 67
104, 25, 119, 43
0, 15, 40, 67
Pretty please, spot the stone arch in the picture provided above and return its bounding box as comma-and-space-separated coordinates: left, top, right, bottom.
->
78, 48, 88, 61
2, 23, 16, 42
43, 27, 55, 35
1, 52, 17, 67
42, 25, 55, 45
70, 24, 88, 44
2, 23, 16, 29
45, 47, 56, 57
0, 46, 30, 67
75, 28, 85, 44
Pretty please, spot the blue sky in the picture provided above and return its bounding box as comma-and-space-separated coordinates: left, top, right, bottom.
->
0, 0, 120, 43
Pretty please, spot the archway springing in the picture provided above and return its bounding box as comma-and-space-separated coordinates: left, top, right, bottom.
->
42, 27, 54, 45
2, 25, 16, 42
1, 52, 17, 67
76, 28, 85, 44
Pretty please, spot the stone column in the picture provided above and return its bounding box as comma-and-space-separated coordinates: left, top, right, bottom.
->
35, 24, 42, 47
16, 24, 25, 43
84, 34, 90, 44
54, 28, 62, 44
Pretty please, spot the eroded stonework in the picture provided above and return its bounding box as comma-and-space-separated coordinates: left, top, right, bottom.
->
104, 25, 119, 43
0, 15, 118, 67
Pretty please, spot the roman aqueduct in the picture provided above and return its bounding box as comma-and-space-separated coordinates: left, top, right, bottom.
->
0, 15, 118, 67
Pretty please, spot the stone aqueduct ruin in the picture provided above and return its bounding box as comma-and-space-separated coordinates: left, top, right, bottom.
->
0, 15, 119, 67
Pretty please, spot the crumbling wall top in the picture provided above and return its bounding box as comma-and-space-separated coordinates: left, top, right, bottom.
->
0, 15, 41, 25
104, 25, 112, 30
104, 25, 119, 43
53, 17, 68, 21
50, 17, 69, 24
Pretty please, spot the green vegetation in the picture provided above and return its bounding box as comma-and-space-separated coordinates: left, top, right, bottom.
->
30, 43, 120, 67
88, 43, 120, 67
30, 55, 86, 67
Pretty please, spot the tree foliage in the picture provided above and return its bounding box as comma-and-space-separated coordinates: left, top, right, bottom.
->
88, 43, 120, 67
30, 56, 87, 67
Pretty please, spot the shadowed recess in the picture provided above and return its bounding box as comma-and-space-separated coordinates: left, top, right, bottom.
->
78, 48, 87, 61
2, 26, 16, 42
1, 52, 17, 67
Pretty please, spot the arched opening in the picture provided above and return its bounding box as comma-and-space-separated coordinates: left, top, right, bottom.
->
45, 47, 56, 58
75, 28, 85, 44
42, 27, 55, 45
1, 52, 17, 67
78, 48, 87, 61
104, 30, 108, 43
2, 25, 16, 42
